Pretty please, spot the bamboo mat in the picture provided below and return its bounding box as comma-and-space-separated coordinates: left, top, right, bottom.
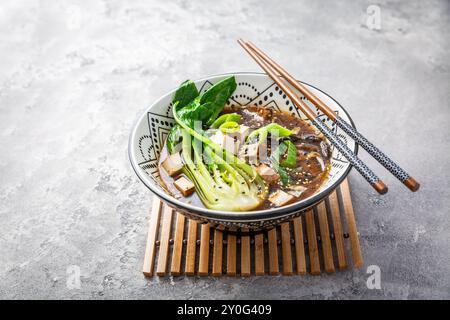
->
143, 178, 363, 277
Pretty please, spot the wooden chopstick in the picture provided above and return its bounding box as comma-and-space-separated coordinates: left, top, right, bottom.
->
238, 39, 388, 195
244, 40, 420, 192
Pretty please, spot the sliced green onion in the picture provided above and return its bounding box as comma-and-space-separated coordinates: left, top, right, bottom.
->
281, 140, 297, 168
270, 142, 290, 185
210, 113, 241, 129
247, 123, 293, 144
219, 121, 240, 134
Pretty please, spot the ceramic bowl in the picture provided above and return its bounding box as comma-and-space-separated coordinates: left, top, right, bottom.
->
129, 73, 356, 231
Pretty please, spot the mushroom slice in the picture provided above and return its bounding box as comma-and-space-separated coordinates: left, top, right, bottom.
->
285, 185, 307, 197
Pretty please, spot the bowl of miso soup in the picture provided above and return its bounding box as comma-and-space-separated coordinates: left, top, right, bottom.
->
129, 73, 357, 231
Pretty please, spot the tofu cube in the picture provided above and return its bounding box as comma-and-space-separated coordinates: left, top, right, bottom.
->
268, 190, 296, 207
238, 125, 250, 142
210, 132, 240, 154
238, 143, 259, 165
230, 125, 250, 143
161, 152, 183, 177
174, 176, 195, 196
256, 164, 280, 185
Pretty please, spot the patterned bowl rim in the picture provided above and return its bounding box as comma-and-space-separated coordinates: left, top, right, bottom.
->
129, 72, 358, 222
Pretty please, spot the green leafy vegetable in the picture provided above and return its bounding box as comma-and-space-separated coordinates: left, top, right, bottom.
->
172, 76, 238, 131
270, 142, 290, 185
179, 128, 267, 211
166, 124, 182, 154
280, 140, 297, 168
199, 76, 237, 126
175, 97, 213, 130
173, 80, 199, 109
167, 80, 200, 153
169, 76, 268, 211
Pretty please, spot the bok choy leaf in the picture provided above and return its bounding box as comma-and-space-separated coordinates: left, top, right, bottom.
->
169, 76, 268, 211
167, 80, 199, 153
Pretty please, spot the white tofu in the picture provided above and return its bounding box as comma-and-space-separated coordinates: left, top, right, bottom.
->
239, 125, 250, 141
230, 125, 250, 143
210, 132, 240, 154
238, 143, 259, 165
256, 164, 280, 185
162, 152, 183, 177
174, 176, 195, 196
268, 190, 296, 207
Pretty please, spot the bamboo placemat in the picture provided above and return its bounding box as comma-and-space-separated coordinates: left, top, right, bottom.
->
143, 178, 363, 277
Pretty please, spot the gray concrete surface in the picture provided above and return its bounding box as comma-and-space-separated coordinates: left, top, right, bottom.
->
0, 0, 449, 300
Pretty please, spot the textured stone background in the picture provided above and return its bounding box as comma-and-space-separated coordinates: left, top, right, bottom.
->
0, 0, 449, 299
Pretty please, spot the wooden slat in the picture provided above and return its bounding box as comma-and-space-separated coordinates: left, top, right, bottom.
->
340, 179, 364, 267
267, 228, 279, 275
254, 233, 265, 276
305, 210, 321, 275
212, 230, 223, 276
280, 222, 293, 275
198, 224, 211, 276
170, 212, 186, 276
156, 205, 173, 276
184, 220, 198, 276
328, 190, 348, 269
226, 234, 237, 276
316, 201, 335, 273
292, 217, 307, 275
240, 229, 251, 277
143, 197, 163, 276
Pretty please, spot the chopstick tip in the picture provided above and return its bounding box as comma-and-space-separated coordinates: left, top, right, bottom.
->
404, 177, 420, 192
373, 181, 388, 195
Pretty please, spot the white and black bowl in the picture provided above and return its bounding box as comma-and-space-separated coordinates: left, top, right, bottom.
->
129, 73, 357, 231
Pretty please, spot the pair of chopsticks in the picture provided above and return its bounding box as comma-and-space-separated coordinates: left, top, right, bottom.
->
238, 39, 420, 195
